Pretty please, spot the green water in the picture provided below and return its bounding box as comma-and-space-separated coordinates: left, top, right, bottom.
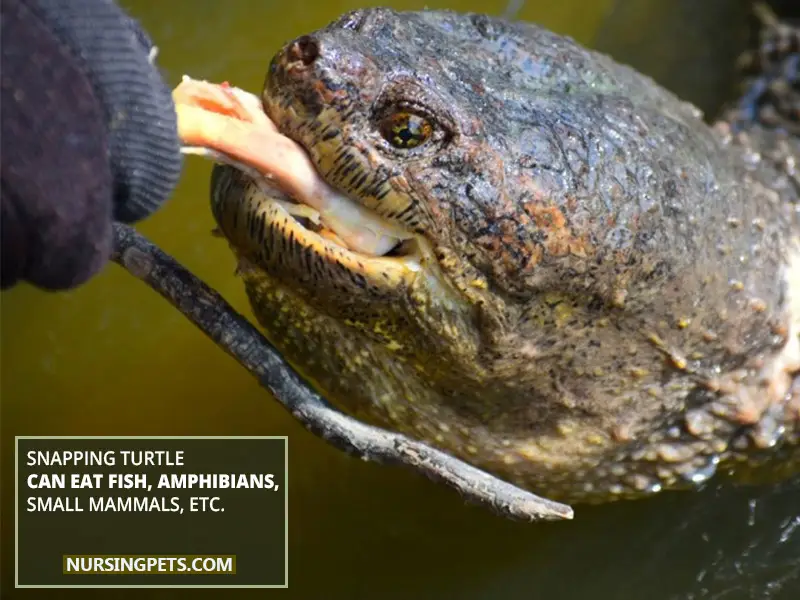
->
2, 1, 798, 598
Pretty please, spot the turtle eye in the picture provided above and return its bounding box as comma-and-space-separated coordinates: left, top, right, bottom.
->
380, 111, 433, 149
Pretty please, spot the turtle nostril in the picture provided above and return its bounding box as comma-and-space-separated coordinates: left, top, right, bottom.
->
334, 9, 367, 32
287, 35, 320, 67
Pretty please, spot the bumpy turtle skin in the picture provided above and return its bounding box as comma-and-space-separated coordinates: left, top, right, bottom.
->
211, 9, 800, 504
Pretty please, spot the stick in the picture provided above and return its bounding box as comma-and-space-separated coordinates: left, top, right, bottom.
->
110, 222, 574, 521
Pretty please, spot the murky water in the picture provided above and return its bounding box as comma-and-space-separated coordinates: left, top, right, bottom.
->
2, 1, 799, 598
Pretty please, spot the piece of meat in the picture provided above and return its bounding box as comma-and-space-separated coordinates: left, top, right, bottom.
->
172, 76, 322, 206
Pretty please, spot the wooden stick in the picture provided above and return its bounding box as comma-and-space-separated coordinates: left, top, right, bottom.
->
110, 222, 574, 522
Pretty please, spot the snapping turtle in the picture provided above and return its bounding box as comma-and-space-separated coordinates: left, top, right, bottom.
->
209, 8, 800, 504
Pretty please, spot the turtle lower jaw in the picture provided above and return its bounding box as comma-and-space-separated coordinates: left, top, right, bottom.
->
259, 175, 419, 263
262, 187, 425, 278
211, 164, 428, 295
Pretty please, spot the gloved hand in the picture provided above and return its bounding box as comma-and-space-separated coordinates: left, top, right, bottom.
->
0, 0, 182, 290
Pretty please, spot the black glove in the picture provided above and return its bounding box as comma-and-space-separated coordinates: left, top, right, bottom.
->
0, 0, 182, 290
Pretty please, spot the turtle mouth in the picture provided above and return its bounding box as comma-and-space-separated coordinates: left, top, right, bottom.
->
173, 71, 423, 278
260, 169, 412, 258
244, 170, 424, 276
178, 82, 426, 281
205, 136, 428, 289
279, 202, 420, 261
